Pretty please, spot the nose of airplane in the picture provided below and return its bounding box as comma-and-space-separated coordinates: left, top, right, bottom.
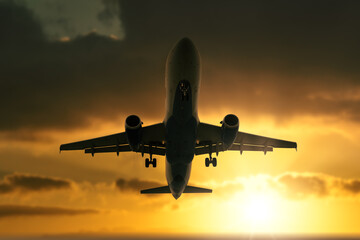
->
175, 37, 196, 53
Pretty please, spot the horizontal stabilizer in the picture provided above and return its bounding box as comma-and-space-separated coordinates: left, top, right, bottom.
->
141, 185, 212, 194
183, 185, 212, 193
141, 186, 170, 194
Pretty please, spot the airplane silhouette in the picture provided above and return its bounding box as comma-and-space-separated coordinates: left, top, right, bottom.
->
60, 38, 297, 199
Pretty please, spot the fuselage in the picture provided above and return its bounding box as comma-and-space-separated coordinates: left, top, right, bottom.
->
164, 38, 201, 199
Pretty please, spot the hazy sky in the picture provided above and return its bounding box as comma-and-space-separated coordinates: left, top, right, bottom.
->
1, 0, 360, 237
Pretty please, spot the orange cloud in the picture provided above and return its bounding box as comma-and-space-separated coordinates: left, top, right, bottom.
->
276, 173, 328, 199
273, 172, 360, 199
115, 178, 162, 192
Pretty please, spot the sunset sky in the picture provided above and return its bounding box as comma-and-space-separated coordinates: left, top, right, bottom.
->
1, 0, 360, 237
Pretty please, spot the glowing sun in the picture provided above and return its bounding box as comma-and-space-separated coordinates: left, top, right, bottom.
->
243, 193, 275, 223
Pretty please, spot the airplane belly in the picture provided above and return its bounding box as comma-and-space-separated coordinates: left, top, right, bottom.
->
165, 38, 200, 122
165, 115, 195, 198
165, 70, 197, 163
165, 160, 192, 198
164, 38, 201, 198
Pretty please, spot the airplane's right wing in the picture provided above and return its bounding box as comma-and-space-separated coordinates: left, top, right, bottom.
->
60, 132, 128, 151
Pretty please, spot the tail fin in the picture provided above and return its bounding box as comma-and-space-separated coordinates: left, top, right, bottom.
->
141, 185, 212, 194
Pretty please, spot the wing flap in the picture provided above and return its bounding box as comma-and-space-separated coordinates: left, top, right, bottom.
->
84, 145, 132, 154
228, 144, 273, 152
194, 143, 274, 155
84, 144, 166, 156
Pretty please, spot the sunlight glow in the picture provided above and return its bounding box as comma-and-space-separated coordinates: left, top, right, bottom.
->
243, 193, 275, 223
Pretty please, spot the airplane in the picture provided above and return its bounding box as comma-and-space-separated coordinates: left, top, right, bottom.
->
60, 37, 297, 199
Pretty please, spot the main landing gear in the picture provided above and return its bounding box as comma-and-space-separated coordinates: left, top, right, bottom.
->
205, 157, 217, 167
144, 144, 156, 168
145, 158, 156, 168
145, 154, 156, 168
205, 142, 217, 167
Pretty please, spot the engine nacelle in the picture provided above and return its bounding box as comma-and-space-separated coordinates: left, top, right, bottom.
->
221, 114, 239, 149
125, 115, 143, 151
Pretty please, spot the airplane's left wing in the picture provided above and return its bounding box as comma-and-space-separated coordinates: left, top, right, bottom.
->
60, 123, 166, 156
235, 131, 297, 149
196, 122, 296, 155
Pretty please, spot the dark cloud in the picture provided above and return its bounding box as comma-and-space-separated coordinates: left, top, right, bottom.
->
0, 204, 97, 218
0, 149, 123, 184
0, 173, 71, 194
275, 173, 360, 199
277, 173, 328, 199
337, 179, 360, 194
0, 129, 55, 142
97, 0, 121, 26
0, 183, 12, 194
0, 1, 164, 133
115, 178, 161, 192
0, 1, 45, 46
0, 169, 11, 179
1, 0, 360, 137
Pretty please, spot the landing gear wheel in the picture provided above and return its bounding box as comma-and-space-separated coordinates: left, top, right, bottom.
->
145, 158, 150, 168
205, 158, 210, 167
153, 158, 157, 168
212, 158, 217, 167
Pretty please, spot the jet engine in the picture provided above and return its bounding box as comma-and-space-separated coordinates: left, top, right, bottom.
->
125, 115, 143, 151
221, 114, 239, 149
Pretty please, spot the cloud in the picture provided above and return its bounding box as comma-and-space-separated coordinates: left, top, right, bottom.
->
276, 173, 328, 199
1, 0, 360, 138
0, 204, 97, 218
97, 0, 121, 26
0, 173, 71, 194
0, 1, 164, 134
336, 179, 360, 195
115, 178, 162, 192
114, 173, 360, 200
13, 0, 124, 41
203, 173, 360, 200
272, 172, 360, 199
209, 179, 244, 198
